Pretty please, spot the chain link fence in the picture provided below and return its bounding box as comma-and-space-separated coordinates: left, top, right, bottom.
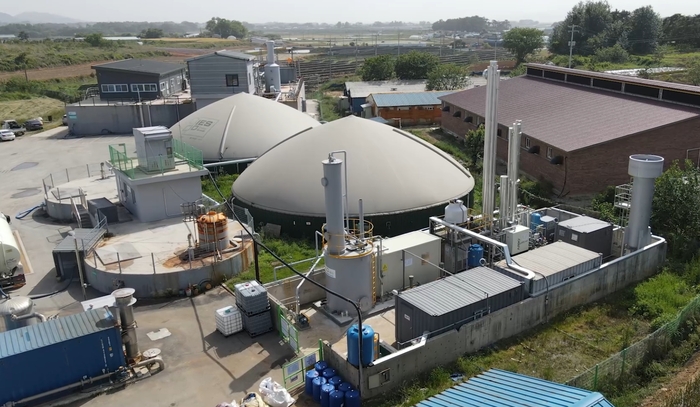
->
566, 295, 700, 391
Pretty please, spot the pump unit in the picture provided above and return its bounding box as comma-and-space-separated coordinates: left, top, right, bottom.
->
505, 225, 529, 255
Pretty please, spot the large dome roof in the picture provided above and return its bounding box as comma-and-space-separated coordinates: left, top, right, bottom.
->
232, 116, 475, 217
170, 93, 320, 161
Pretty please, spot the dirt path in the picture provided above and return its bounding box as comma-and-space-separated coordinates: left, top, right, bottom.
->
640, 351, 700, 407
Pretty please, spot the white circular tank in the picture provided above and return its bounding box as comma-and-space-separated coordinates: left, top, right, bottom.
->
0, 213, 21, 275
444, 200, 468, 224
0, 296, 35, 332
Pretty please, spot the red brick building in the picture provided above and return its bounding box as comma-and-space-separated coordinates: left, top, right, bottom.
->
439, 63, 700, 195
366, 91, 455, 127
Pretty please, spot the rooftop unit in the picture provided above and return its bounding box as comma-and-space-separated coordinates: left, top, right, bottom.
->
133, 126, 175, 173
555, 216, 613, 258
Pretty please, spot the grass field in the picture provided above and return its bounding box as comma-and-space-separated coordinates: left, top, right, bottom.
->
0, 97, 65, 123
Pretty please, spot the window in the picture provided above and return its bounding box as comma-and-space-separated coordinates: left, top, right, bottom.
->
176, 76, 182, 85
475, 116, 481, 126
225, 74, 239, 87
423, 106, 434, 110
170, 78, 175, 88
131, 84, 158, 92
101, 84, 128, 93
546, 146, 553, 159
497, 129, 502, 137
525, 138, 531, 149
465, 116, 473, 123
397, 106, 409, 111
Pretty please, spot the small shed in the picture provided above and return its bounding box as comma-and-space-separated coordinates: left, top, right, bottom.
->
555, 216, 613, 258
52, 228, 105, 280
413, 369, 615, 407
395, 267, 523, 345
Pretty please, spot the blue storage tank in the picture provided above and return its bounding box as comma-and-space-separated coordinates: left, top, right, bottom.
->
347, 324, 375, 367
467, 244, 484, 268
312, 376, 327, 402
531, 212, 542, 231
330, 390, 345, 407
322, 367, 337, 380
338, 382, 354, 392
321, 383, 335, 407
345, 389, 361, 407
328, 375, 343, 387
315, 361, 328, 373
305, 370, 319, 395
0, 309, 125, 406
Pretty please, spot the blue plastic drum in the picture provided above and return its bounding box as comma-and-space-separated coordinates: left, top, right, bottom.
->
338, 382, 353, 392
315, 361, 329, 373
321, 383, 335, 407
329, 390, 345, 407
328, 375, 343, 387
322, 367, 337, 380
312, 376, 327, 402
345, 389, 361, 407
305, 370, 320, 396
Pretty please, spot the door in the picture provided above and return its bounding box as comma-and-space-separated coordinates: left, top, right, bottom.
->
400, 303, 414, 344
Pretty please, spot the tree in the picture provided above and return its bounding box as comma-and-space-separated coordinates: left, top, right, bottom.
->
464, 125, 485, 171
627, 6, 662, 54
359, 55, 395, 81
84, 33, 105, 47
17, 31, 29, 41
502, 28, 544, 63
427, 64, 470, 91
394, 51, 439, 80
205, 17, 247, 39
549, 1, 612, 55
432, 16, 489, 32
14, 52, 32, 82
687, 58, 700, 86
140, 28, 164, 39
489, 20, 511, 32
594, 43, 629, 63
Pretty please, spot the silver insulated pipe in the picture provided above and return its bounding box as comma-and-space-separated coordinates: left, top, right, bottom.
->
482, 61, 500, 231
322, 155, 345, 255
624, 154, 664, 252
112, 288, 141, 362
508, 120, 522, 222
266, 40, 275, 64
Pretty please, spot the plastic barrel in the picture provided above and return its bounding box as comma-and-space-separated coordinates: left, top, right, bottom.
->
312, 376, 327, 402
321, 383, 335, 407
531, 212, 542, 231
347, 324, 376, 367
322, 367, 337, 380
467, 244, 484, 268
338, 382, 353, 392
315, 361, 329, 373
328, 375, 343, 387
345, 389, 361, 407
305, 370, 320, 396
329, 390, 345, 407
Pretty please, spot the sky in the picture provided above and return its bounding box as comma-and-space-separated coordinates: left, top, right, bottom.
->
4, 0, 697, 24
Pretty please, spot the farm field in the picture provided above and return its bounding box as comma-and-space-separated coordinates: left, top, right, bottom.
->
0, 97, 65, 123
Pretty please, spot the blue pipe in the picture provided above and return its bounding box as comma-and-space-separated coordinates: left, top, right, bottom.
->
15, 204, 42, 220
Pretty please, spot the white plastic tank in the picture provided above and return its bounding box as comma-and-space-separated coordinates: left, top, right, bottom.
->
0, 213, 21, 275
444, 200, 468, 224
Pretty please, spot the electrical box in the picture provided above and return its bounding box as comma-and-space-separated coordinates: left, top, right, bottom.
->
540, 215, 558, 243
505, 225, 530, 255
133, 126, 175, 172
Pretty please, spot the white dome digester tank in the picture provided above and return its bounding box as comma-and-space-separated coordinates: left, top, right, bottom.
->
321, 153, 376, 315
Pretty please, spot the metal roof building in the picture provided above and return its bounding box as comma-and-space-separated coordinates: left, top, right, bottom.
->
91, 59, 185, 76
232, 115, 475, 237
344, 80, 427, 113
414, 369, 615, 407
169, 92, 320, 162
370, 91, 456, 108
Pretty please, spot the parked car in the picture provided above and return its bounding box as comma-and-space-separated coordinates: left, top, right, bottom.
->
0, 129, 16, 141
62, 115, 68, 126
1, 120, 25, 136
24, 119, 43, 131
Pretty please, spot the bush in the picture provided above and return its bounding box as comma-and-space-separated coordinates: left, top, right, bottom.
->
550, 54, 591, 68
594, 44, 630, 64
630, 272, 696, 329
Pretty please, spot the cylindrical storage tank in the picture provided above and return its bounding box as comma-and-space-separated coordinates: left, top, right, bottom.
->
0, 296, 36, 332
467, 244, 484, 268
322, 367, 337, 380
325, 253, 374, 314
338, 383, 353, 393
345, 389, 361, 407
530, 212, 542, 231
444, 200, 468, 224
321, 383, 335, 407
197, 211, 229, 252
322, 157, 345, 255
315, 361, 328, 373
347, 324, 376, 367
329, 390, 345, 407
328, 376, 342, 388
625, 154, 664, 251
305, 370, 319, 395
0, 214, 21, 275
312, 376, 327, 402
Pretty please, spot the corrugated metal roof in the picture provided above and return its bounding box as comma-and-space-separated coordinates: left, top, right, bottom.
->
398, 267, 521, 316
558, 216, 611, 233
415, 369, 615, 407
497, 241, 601, 279
0, 309, 117, 358
370, 91, 455, 107
53, 229, 103, 252
345, 80, 427, 99
92, 59, 185, 75
186, 50, 255, 62
439, 76, 700, 152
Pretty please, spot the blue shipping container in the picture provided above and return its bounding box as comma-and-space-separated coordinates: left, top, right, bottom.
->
0, 309, 126, 405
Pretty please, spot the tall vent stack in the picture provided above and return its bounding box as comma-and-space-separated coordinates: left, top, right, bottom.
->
482, 61, 500, 230
112, 288, 141, 362
624, 154, 664, 252
264, 41, 281, 93
322, 155, 345, 256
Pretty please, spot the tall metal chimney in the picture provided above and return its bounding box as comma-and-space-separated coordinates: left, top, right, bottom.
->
508, 120, 522, 222
322, 155, 345, 255
112, 288, 141, 362
499, 174, 509, 229
482, 61, 500, 231
624, 154, 664, 252
264, 41, 282, 93
266, 40, 275, 64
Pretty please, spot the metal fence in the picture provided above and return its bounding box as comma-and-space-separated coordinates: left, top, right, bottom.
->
566, 295, 700, 391
42, 163, 110, 198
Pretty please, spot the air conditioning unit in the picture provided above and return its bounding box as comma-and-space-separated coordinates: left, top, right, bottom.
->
505, 225, 530, 256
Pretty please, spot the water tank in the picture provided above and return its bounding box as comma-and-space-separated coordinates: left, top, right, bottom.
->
329, 390, 345, 407
347, 324, 375, 367
0, 214, 20, 275
0, 296, 36, 332
312, 376, 327, 402
467, 244, 484, 268
305, 370, 319, 395
325, 253, 374, 314
530, 212, 542, 231
321, 383, 335, 407
345, 389, 361, 407
197, 211, 229, 252
444, 199, 468, 224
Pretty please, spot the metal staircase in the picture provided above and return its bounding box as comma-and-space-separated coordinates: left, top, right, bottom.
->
614, 181, 633, 227
75, 204, 92, 228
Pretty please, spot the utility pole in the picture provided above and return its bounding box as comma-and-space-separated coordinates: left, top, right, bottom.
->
397, 31, 401, 57
568, 25, 579, 69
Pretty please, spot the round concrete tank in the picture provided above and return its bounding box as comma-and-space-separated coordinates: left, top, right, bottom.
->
325, 251, 374, 314
197, 211, 229, 252
625, 154, 664, 252
0, 296, 36, 332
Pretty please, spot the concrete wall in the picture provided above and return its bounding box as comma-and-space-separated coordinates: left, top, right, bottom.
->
116, 173, 203, 223
322, 238, 667, 399
66, 103, 195, 136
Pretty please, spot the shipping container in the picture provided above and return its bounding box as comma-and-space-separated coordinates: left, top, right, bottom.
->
0, 309, 125, 406
395, 267, 524, 345
494, 241, 603, 295
555, 216, 613, 258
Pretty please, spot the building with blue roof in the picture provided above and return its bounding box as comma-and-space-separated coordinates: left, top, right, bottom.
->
414, 369, 615, 407
365, 91, 457, 127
